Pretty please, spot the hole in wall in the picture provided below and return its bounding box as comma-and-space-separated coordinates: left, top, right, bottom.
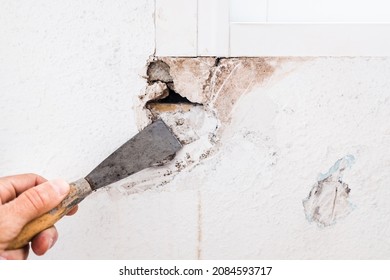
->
133, 56, 278, 182
118, 56, 283, 196
145, 83, 201, 106
140, 58, 217, 147
145, 60, 202, 107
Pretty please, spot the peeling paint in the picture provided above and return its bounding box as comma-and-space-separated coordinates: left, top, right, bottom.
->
303, 155, 355, 227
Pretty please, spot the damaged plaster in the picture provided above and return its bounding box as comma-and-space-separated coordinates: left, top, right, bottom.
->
117, 57, 278, 193
137, 57, 277, 132
303, 155, 355, 227
6, 0, 390, 260
96, 57, 390, 260
18, 50, 389, 259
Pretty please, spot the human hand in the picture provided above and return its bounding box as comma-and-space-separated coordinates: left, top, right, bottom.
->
0, 173, 77, 260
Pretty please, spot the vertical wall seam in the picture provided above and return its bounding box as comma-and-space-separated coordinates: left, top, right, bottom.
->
153, 0, 157, 56
197, 188, 202, 259
196, 0, 199, 56
227, 0, 231, 56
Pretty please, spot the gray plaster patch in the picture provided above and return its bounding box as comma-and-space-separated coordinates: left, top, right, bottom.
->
303, 155, 355, 227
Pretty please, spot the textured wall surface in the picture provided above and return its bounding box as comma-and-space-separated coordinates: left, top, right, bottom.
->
0, 1, 155, 259
1, 2, 390, 260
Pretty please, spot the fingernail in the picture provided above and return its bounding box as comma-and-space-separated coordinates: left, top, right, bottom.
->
0, 255, 7, 260
50, 179, 70, 196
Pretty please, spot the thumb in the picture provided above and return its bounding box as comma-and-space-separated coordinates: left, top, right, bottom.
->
4, 179, 70, 230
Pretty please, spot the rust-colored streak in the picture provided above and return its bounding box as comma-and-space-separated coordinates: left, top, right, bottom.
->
210, 58, 275, 123
146, 103, 194, 113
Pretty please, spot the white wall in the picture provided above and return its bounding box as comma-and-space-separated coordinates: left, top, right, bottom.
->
0, 1, 155, 259
1, 2, 390, 260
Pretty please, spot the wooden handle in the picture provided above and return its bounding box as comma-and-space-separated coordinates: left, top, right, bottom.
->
6, 178, 92, 250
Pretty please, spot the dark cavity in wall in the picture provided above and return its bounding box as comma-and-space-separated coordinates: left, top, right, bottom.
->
152, 90, 193, 104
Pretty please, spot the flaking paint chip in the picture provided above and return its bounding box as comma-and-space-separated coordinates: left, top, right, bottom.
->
303, 155, 355, 227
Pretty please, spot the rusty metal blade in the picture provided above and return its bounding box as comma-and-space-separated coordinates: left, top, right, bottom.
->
85, 119, 182, 190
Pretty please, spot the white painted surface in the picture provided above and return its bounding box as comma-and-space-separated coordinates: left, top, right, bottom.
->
230, 0, 268, 22
1, 2, 390, 260
156, 0, 390, 56
155, 0, 198, 56
0, 1, 155, 179
0, 1, 155, 259
230, 0, 390, 23
196, 57, 390, 259
230, 23, 390, 56
198, 0, 229, 56
67, 57, 390, 259
268, 0, 390, 22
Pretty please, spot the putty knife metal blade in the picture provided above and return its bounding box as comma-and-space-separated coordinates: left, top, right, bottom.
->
86, 119, 182, 190
8, 119, 182, 250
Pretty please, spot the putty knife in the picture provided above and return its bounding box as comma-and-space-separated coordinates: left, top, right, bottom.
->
7, 119, 182, 250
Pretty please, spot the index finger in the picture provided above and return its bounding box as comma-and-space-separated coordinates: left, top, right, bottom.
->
0, 173, 47, 204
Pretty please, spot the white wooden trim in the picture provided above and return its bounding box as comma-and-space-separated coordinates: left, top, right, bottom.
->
230, 23, 390, 56
155, 0, 198, 56
230, 0, 268, 22
155, 1, 390, 57
198, 0, 230, 56
267, 0, 390, 23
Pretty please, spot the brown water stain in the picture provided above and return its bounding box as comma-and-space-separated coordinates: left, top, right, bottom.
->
209, 57, 276, 123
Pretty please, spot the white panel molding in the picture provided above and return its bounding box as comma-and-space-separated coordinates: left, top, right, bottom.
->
230, 0, 268, 22
155, 0, 198, 56
198, 0, 230, 56
268, 0, 390, 23
230, 23, 390, 56
155, 0, 390, 57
